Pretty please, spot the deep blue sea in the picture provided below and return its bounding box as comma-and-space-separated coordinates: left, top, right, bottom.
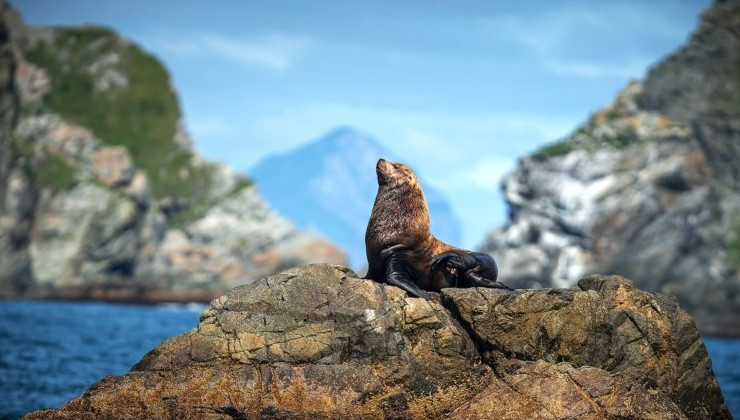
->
0, 301, 738, 420
0, 301, 201, 420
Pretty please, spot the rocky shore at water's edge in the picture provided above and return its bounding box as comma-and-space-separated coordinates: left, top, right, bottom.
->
25, 264, 733, 420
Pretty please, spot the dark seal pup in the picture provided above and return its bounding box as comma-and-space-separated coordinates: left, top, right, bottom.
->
364, 158, 512, 299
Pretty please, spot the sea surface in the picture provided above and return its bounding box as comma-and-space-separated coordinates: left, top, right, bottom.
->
0, 300, 738, 419
0, 300, 201, 420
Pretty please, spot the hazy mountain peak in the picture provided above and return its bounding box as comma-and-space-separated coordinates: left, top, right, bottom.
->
249, 127, 462, 268
323, 125, 371, 143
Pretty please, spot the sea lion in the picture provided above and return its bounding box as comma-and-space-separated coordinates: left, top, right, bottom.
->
364, 158, 512, 299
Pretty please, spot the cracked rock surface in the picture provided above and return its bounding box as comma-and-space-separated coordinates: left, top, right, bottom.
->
25, 265, 732, 420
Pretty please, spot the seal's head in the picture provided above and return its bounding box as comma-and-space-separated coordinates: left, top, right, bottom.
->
376, 158, 420, 189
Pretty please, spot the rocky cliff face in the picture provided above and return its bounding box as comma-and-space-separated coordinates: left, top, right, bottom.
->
24, 264, 732, 419
481, 0, 740, 335
0, 0, 34, 295
0, 1, 345, 301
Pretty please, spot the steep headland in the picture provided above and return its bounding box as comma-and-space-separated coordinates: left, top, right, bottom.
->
480, 0, 740, 335
0, 1, 346, 302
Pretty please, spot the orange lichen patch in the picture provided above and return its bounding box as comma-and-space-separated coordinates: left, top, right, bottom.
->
627, 116, 643, 130
593, 110, 610, 125
408, 370, 494, 419
657, 116, 674, 128
615, 284, 631, 307
448, 382, 549, 420
268, 374, 383, 419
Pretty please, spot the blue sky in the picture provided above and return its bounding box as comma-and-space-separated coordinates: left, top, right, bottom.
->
14, 0, 711, 248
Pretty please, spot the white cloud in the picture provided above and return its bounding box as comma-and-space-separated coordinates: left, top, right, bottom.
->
149, 33, 313, 72
189, 117, 235, 139
443, 155, 516, 192
149, 38, 201, 57
201, 34, 312, 72
543, 57, 652, 80
244, 102, 577, 162
239, 103, 580, 178
227, 101, 577, 189
483, 5, 683, 80
399, 129, 467, 162
231, 102, 579, 246
425, 155, 518, 247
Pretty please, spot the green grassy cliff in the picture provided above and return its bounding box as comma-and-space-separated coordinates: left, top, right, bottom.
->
25, 26, 213, 200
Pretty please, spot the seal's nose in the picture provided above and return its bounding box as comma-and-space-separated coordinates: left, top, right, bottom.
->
376, 158, 392, 184
376, 158, 389, 171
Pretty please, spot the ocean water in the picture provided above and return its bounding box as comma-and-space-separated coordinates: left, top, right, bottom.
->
705, 336, 740, 417
0, 301, 201, 420
0, 300, 738, 420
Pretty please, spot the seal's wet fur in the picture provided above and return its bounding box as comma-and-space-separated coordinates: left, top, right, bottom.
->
364, 159, 511, 299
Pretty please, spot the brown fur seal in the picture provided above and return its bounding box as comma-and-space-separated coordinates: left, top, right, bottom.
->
364, 158, 512, 299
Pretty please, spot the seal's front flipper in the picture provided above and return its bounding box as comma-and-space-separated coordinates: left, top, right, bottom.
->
466, 271, 513, 291
430, 250, 479, 273
431, 250, 512, 291
382, 245, 432, 300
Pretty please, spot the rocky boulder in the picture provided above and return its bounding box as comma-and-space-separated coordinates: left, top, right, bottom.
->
25, 265, 732, 420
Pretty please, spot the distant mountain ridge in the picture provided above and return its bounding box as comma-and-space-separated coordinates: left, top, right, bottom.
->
249, 127, 462, 267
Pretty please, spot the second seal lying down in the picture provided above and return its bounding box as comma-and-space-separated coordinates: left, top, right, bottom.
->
364, 159, 512, 299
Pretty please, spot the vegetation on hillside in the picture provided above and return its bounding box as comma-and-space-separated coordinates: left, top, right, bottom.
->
167, 175, 253, 228
530, 139, 573, 161
25, 26, 213, 200
36, 154, 76, 192
729, 216, 740, 269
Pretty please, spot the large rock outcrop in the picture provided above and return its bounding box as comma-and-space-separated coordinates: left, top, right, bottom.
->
0, 1, 346, 302
24, 264, 732, 420
480, 0, 740, 335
